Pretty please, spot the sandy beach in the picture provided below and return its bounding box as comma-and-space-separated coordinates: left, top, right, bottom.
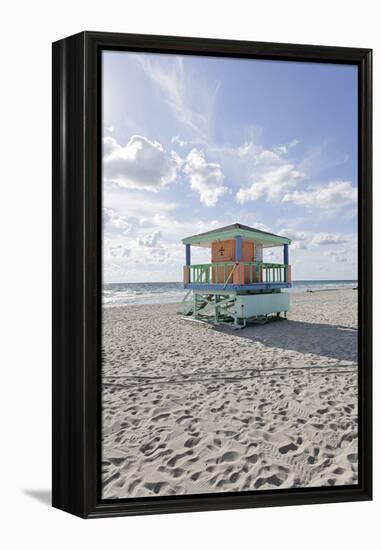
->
102, 289, 358, 499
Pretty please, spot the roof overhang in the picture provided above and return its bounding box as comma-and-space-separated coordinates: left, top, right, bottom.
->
182, 226, 291, 248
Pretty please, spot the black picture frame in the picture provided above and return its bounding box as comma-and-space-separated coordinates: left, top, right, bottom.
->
52, 31, 372, 518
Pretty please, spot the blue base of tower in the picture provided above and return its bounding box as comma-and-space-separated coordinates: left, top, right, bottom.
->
183, 282, 291, 292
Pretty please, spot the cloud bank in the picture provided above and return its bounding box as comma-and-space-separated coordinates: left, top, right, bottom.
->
183, 149, 228, 206
103, 135, 179, 191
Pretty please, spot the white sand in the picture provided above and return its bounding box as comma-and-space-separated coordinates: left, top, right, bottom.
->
102, 289, 358, 498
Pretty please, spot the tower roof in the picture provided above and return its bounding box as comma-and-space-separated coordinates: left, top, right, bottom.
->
182, 223, 291, 248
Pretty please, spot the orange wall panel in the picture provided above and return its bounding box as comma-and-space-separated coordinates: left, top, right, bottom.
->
211, 239, 235, 262
241, 241, 254, 262
233, 263, 245, 285
211, 263, 235, 284
183, 266, 190, 284
211, 239, 256, 262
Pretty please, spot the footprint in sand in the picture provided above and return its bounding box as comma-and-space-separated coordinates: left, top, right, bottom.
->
152, 413, 170, 422
184, 437, 201, 448
109, 456, 127, 466
247, 453, 259, 464
279, 442, 298, 454
170, 467, 185, 478
144, 481, 168, 495
167, 450, 193, 467
103, 471, 120, 486
127, 479, 140, 493
229, 471, 240, 483
254, 474, 283, 489
177, 414, 192, 423
347, 453, 358, 463
217, 451, 240, 463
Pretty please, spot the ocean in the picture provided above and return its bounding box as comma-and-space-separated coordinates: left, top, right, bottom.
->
103, 280, 358, 307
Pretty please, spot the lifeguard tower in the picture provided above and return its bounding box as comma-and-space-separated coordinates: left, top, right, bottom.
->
182, 223, 292, 328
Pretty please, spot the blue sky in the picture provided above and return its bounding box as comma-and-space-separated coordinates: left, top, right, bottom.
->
102, 51, 358, 283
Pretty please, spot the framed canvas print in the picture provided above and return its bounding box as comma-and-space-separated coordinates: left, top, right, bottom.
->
52, 32, 372, 518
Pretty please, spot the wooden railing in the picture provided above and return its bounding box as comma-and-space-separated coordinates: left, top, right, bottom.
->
245, 262, 288, 284
188, 262, 289, 285
189, 262, 234, 284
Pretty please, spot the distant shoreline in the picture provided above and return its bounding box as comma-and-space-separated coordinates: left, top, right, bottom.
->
103, 284, 358, 308
306, 287, 357, 293
102, 287, 358, 309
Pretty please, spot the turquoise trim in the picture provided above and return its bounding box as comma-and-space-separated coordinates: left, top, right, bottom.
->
188, 262, 289, 285
182, 227, 291, 247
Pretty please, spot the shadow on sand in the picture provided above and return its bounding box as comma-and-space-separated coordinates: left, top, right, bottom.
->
216, 319, 358, 363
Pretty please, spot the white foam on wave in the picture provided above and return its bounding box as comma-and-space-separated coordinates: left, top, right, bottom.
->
102, 281, 357, 307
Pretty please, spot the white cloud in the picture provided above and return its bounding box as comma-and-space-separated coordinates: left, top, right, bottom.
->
292, 241, 308, 250
279, 228, 355, 254
325, 250, 349, 263
171, 136, 187, 147
250, 222, 273, 233
312, 233, 348, 245
103, 136, 118, 157
282, 180, 357, 210
232, 142, 279, 163
138, 56, 220, 139
279, 228, 309, 250
103, 135, 179, 191
274, 139, 299, 156
137, 230, 161, 248
102, 207, 131, 234
236, 163, 303, 204
183, 148, 228, 206
234, 137, 299, 161
104, 239, 131, 258
237, 141, 256, 157
148, 214, 225, 244
104, 231, 171, 271
103, 188, 179, 224
257, 150, 281, 162
279, 229, 309, 242
289, 138, 300, 148
280, 227, 352, 250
